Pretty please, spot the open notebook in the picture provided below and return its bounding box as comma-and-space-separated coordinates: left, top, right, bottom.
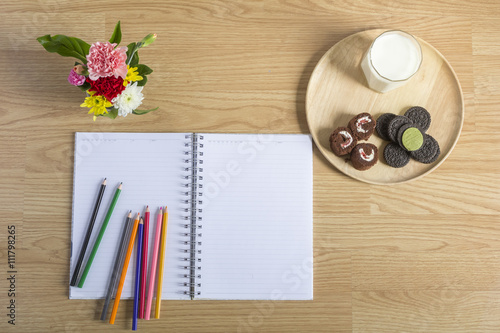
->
70, 133, 313, 300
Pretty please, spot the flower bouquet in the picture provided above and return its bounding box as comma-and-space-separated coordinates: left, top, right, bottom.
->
37, 21, 158, 120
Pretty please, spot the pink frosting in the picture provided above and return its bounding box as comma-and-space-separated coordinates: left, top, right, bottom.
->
86, 42, 128, 81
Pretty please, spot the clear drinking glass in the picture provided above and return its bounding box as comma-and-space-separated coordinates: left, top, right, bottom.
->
361, 30, 423, 93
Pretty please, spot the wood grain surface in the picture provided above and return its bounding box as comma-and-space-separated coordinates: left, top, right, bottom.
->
0, 1, 499, 332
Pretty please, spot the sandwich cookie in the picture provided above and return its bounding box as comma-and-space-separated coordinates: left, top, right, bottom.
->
397, 125, 424, 152
383, 142, 411, 168
387, 115, 412, 142
375, 113, 397, 141
410, 134, 440, 164
404, 106, 431, 132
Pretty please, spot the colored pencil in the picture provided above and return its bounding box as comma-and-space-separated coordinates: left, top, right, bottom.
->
70, 178, 106, 286
100, 211, 132, 321
145, 208, 163, 320
78, 182, 123, 288
109, 213, 140, 325
133, 219, 144, 331
155, 206, 168, 319
139, 206, 150, 318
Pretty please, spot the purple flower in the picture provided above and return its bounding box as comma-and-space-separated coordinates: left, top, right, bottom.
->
68, 68, 86, 86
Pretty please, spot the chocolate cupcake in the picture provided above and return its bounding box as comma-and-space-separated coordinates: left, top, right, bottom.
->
410, 134, 440, 164
384, 142, 411, 168
329, 127, 357, 156
350, 143, 378, 171
404, 106, 431, 132
349, 113, 376, 140
387, 115, 412, 142
376, 113, 397, 141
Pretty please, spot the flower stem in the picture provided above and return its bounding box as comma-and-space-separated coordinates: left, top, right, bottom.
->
127, 44, 140, 66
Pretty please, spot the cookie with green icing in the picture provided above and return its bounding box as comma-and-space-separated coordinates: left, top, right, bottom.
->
397, 125, 424, 152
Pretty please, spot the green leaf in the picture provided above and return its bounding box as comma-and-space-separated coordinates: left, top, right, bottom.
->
109, 21, 122, 45
77, 81, 91, 92
136, 75, 148, 87
135, 64, 153, 76
132, 107, 158, 115
126, 42, 139, 66
102, 108, 118, 119
36, 34, 90, 63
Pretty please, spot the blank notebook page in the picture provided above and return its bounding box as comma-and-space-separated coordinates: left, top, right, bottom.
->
70, 132, 190, 300
197, 133, 313, 300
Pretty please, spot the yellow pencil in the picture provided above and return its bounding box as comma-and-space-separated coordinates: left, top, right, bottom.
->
155, 206, 168, 318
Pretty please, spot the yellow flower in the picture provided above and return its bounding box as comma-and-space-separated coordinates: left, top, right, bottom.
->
123, 65, 143, 86
80, 90, 113, 121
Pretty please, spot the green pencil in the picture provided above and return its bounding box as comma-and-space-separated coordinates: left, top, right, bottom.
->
78, 182, 123, 288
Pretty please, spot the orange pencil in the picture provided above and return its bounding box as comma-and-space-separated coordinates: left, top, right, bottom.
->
155, 206, 168, 318
109, 213, 140, 325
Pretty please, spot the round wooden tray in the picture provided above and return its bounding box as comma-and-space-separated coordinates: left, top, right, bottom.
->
306, 29, 464, 185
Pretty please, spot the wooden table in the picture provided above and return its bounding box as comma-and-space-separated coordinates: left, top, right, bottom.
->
1, 1, 499, 332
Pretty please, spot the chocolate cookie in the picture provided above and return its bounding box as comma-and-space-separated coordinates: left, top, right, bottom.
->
387, 115, 412, 142
376, 113, 397, 141
410, 134, 440, 164
329, 127, 357, 156
384, 142, 411, 168
349, 113, 376, 140
404, 106, 431, 132
350, 143, 378, 171
397, 125, 424, 152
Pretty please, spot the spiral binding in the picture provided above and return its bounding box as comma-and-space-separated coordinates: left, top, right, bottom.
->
182, 134, 204, 299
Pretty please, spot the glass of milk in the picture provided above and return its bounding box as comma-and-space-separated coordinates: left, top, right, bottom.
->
361, 30, 422, 93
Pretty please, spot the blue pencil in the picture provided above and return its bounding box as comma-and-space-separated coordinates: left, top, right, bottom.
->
132, 219, 144, 331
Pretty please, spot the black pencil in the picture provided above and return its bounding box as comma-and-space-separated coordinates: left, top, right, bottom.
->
100, 211, 132, 320
70, 178, 107, 287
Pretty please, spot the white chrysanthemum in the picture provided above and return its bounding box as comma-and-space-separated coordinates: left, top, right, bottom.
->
112, 82, 144, 117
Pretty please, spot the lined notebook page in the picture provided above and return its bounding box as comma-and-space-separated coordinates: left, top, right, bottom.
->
197, 133, 313, 300
70, 132, 190, 300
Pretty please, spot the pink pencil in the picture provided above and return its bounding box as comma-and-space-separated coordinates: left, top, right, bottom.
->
144, 207, 163, 320
139, 206, 150, 318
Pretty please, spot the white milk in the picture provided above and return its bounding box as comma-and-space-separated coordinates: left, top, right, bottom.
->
361, 31, 422, 93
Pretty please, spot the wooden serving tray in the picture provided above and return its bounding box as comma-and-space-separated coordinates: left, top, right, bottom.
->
306, 29, 464, 185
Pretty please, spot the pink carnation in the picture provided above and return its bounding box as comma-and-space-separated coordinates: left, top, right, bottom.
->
86, 42, 128, 81
68, 68, 86, 86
